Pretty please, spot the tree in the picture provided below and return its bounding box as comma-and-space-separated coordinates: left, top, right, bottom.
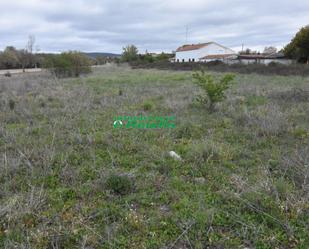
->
121, 45, 138, 62
263, 46, 277, 54
0, 46, 20, 69
239, 48, 252, 55
18, 49, 30, 71
43, 51, 92, 78
63, 51, 92, 77
26, 35, 35, 54
284, 26, 309, 63
25, 35, 36, 68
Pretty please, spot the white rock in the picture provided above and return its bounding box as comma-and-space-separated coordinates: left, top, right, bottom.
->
194, 177, 207, 184
169, 151, 182, 161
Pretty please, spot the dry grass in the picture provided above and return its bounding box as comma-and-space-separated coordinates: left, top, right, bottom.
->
242, 104, 289, 136
0, 65, 309, 248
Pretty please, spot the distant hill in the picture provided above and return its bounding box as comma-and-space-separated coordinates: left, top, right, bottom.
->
84, 52, 121, 59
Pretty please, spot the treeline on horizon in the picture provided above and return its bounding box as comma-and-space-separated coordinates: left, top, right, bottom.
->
0, 42, 173, 78
0, 25, 308, 76
0, 44, 173, 78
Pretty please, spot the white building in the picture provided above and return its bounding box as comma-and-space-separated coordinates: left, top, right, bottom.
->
175, 42, 236, 63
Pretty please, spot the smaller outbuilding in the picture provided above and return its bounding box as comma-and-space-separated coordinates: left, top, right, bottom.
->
235, 52, 294, 65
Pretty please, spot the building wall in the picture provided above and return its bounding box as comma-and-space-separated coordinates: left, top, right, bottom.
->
238, 58, 294, 65
263, 59, 294, 65
199, 55, 238, 63
175, 43, 235, 62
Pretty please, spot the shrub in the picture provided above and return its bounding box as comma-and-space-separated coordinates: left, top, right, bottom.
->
174, 123, 203, 139
268, 61, 280, 67
188, 139, 234, 165
193, 71, 235, 111
282, 146, 309, 192
8, 99, 15, 110
188, 140, 222, 163
139, 54, 155, 63
44, 51, 92, 78
142, 101, 153, 111
243, 104, 289, 136
4, 71, 11, 77
105, 174, 133, 195
269, 87, 309, 102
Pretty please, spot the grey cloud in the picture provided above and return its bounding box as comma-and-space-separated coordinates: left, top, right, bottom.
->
0, 0, 308, 53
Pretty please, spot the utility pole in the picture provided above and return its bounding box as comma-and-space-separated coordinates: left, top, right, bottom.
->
241, 43, 244, 52
185, 25, 189, 44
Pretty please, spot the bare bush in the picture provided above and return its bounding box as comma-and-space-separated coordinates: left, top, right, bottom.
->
242, 104, 289, 136
228, 171, 295, 239
269, 87, 309, 102
229, 146, 309, 224
0, 185, 46, 220
282, 146, 309, 199
187, 139, 234, 165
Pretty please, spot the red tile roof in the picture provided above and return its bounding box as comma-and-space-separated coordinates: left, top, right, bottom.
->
176, 42, 212, 52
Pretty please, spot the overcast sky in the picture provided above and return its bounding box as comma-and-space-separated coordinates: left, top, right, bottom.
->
0, 0, 308, 53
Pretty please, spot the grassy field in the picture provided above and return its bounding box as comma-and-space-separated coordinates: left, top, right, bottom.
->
1, 65, 309, 248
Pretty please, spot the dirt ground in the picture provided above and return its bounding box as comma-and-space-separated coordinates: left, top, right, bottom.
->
0, 68, 42, 75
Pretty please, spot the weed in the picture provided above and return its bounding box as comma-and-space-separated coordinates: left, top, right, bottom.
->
243, 104, 289, 136
105, 174, 133, 195
4, 71, 11, 77
269, 87, 309, 102
8, 99, 15, 110
142, 100, 154, 111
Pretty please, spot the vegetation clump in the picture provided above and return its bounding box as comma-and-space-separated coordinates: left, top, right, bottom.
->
8, 99, 15, 110
243, 104, 289, 136
1, 67, 309, 248
193, 71, 235, 111
4, 71, 11, 77
121, 44, 173, 63
142, 100, 154, 111
284, 25, 309, 63
44, 51, 92, 78
121, 45, 139, 62
105, 174, 133, 195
